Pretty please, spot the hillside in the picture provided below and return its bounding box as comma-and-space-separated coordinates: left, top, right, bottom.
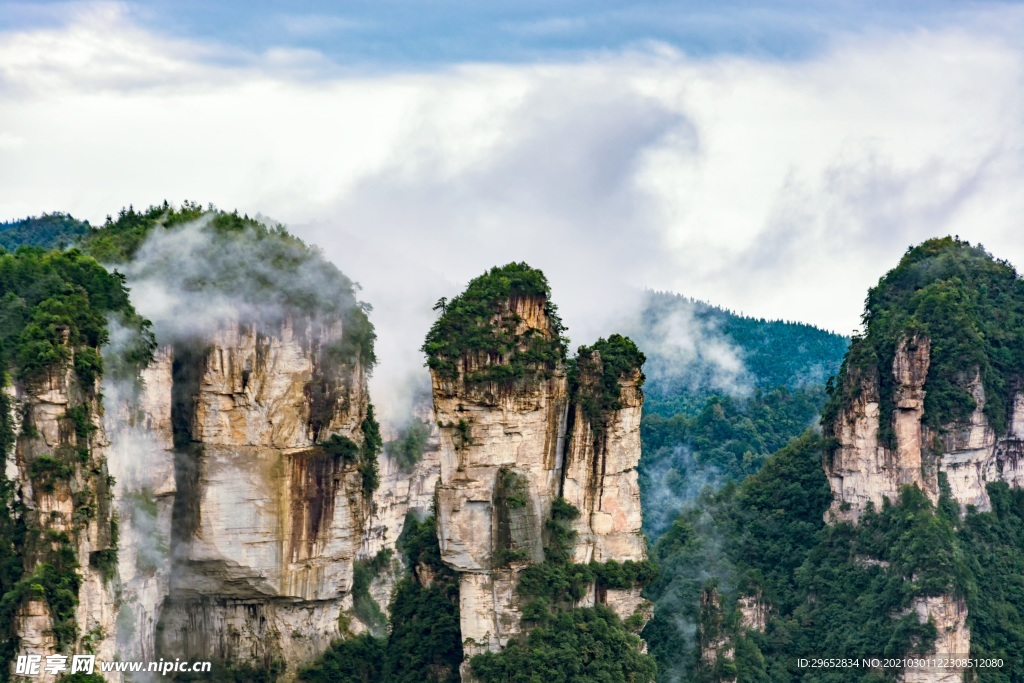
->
644, 238, 1024, 682
632, 292, 848, 535
0, 213, 90, 251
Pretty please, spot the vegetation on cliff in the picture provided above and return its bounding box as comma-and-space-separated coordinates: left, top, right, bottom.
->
569, 334, 646, 439
471, 499, 658, 682
316, 403, 382, 495
823, 237, 1024, 443
0, 246, 155, 384
642, 433, 973, 681
422, 262, 566, 387
80, 201, 377, 368
0, 247, 145, 673
300, 514, 463, 683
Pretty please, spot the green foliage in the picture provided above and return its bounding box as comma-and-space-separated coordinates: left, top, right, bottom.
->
824, 237, 1024, 445
32, 538, 82, 649
498, 468, 528, 509
88, 549, 118, 583
0, 439, 27, 675
302, 515, 463, 683
422, 262, 566, 387
298, 634, 384, 683
470, 606, 657, 683
591, 559, 659, 590
0, 247, 154, 385
642, 433, 975, 682
177, 660, 284, 683
957, 483, 1024, 681
352, 550, 392, 636
385, 419, 431, 472
639, 386, 827, 535
359, 404, 382, 495
79, 201, 376, 368
72, 347, 103, 389
0, 213, 90, 251
28, 454, 74, 494
480, 498, 657, 678
317, 405, 381, 495
634, 291, 849, 418
569, 334, 646, 439
320, 434, 359, 462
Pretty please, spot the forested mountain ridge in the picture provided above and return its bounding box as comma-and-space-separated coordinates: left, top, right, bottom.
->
633, 291, 849, 418
644, 237, 1024, 683
633, 292, 848, 536
0, 213, 90, 251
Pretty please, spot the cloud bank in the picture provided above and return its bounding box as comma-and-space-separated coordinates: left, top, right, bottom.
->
3, 3, 1024, 412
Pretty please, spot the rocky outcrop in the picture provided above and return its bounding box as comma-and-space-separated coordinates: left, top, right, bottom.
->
737, 591, 768, 633
432, 296, 570, 660
8, 345, 120, 682
824, 332, 1024, 681
826, 335, 932, 522
562, 353, 647, 621
827, 334, 1024, 521
697, 587, 735, 683
105, 319, 379, 678
903, 595, 970, 683
427, 289, 650, 671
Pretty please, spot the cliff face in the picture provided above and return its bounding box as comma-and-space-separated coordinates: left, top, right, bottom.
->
108, 319, 380, 676
9, 347, 120, 682
426, 282, 651, 670
825, 344, 1023, 679
824, 335, 985, 679
827, 333, 1024, 520
432, 296, 571, 660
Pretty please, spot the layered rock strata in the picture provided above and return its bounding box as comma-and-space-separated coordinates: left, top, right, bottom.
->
824, 333, 1024, 681
109, 320, 379, 677
8, 341, 120, 682
428, 293, 650, 670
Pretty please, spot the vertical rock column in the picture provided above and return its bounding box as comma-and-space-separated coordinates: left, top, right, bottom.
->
10, 345, 120, 682
826, 335, 932, 523
824, 334, 973, 682
561, 344, 649, 621
431, 295, 569, 660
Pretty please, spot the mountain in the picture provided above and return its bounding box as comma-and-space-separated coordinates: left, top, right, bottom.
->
631, 293, 849, 536
0, 213, 90, 251
632, 291, 849, 419
0, 208, 657, 683
643, 237, 1024, 682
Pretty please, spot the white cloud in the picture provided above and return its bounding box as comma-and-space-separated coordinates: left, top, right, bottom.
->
2, 4, 1024, 414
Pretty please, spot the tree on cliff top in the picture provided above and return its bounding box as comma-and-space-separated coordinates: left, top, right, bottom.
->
823, 236, 1024, 442
0, 246, 154, 385
78, 201, 376, 368
422, 262, 566, 385
0, 213, 90, 251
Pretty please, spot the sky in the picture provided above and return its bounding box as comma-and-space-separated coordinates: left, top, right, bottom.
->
2, 1, 1024, 416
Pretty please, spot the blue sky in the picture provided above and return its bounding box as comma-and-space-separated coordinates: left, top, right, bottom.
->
2, 1, 1024, 413
2, 0, 1012, 65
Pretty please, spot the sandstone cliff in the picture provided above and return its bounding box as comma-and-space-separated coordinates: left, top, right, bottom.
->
822, 238, 1024, 682
8, 339, 120, 682
424, 264, 652, 673
103, 318, 388, 678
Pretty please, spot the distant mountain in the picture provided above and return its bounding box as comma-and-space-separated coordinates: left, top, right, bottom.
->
631, 291, 849, 418
0, 213, 90, 251
629, 291, 849, 535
